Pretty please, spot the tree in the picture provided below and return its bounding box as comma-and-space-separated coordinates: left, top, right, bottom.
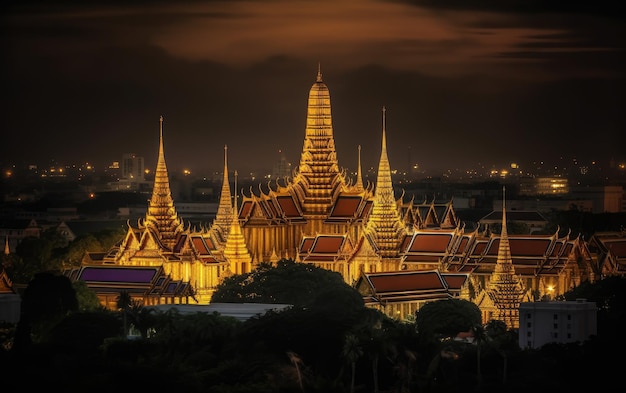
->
72, 280, 102, 311
116, 290, 132, 336
415, 299, 482, 342
483, 319, 517, 385
212, 258, 360, 308
472, 323, 487, 389
562, 276, 626, 339
64, 234, 102, 267
342, 333, 363, 393
415, 299, 482, 390
12, 271, 78, 352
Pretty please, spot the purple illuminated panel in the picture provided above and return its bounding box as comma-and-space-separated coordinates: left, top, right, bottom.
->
80, 267, 158, 283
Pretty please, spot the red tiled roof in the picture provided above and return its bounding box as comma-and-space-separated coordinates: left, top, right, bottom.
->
456, 236, 472, 253
441, 274, 469, 290
604, 240, 626, 257
368, 271, 446, 292
299, 238, 315, 253
330, 196, 362, 217
408, 233, 453, 253
239, 200, 253, 219
484, 238, 552, 257
192, 236, 210, 254
276, 195, 301, 218
311, 236, 344, 253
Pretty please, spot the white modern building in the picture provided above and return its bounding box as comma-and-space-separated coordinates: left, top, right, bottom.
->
518, 299, 597, 349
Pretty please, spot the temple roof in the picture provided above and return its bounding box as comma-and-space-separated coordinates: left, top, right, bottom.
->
298, 234, 352, 263
588, 231, 626, 276
64, 265, 194, 298
356, 270, 462, 305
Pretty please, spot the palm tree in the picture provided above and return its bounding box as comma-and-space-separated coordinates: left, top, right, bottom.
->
485, 319, 513, 385
342, 333, 364, 393
116, 290, 132, 337
472, 324, 487, 390
287, 350, 305, 392
364, 325, 386, 393
127, 301, 156, 338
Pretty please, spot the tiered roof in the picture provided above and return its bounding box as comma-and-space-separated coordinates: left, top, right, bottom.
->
290, 65, 347, 218
142, 116, 184, 250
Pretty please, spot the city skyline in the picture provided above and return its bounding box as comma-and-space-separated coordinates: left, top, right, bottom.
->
2, 0, 624, 177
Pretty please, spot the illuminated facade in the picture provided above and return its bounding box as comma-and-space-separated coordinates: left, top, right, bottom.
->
79, 68, 605, 325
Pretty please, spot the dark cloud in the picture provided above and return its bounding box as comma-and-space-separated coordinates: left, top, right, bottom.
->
1, 1, 624, 178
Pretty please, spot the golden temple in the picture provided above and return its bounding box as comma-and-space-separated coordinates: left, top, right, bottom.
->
71, 67, 609, 328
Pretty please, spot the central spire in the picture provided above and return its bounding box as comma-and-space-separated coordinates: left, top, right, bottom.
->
144, 116, 183, 250
292, 65, 345, 217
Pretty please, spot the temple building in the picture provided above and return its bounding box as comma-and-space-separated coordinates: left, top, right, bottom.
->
70, 67, 606, 327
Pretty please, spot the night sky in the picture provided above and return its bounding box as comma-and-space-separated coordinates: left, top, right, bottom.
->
1, 0, 624, 177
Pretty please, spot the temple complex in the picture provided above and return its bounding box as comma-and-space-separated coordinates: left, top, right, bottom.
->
70, 67, 614, 328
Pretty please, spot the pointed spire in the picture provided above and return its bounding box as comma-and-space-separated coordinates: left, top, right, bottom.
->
4, 235, 9, 255
292, 65, 346, 216
355, 145, 364, 192
234, 170, 239, 213
144, 116, 183, 250
487, 185, 524, 329
223, 169, 252, 274
496, 186, 512, 265
366, 106, 405, 258
382, 106, 387, 152
213, 145, 234, 236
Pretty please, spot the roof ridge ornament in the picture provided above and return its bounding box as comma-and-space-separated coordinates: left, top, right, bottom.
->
317, 62, 322, 82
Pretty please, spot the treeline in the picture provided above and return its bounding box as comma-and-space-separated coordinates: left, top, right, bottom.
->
1, 261, 625, 392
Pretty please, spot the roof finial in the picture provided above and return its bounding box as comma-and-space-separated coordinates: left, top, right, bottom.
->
501, 185, 508, 237
382, 106, 387, 151
356, 145, 364, 191
234, 170, 239, 212
316, 62, 322, 82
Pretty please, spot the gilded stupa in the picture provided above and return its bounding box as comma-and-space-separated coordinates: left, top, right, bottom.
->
143, 115, 184, 251
222, 170, 252, 275
485, 187, 526, 329
363, 107, 407, 259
